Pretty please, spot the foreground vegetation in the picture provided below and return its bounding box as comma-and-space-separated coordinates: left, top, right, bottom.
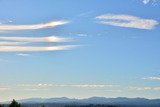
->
0, 100, 119, 107
1, 99, 160, 107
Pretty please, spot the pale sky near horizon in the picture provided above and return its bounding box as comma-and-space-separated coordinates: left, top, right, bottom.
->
0, 0, 160, 102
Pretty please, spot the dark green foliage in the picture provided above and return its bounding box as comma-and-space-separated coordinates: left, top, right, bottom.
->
38, 105, 44, 107
0, 104, 4, 107
9, 99, 20, 107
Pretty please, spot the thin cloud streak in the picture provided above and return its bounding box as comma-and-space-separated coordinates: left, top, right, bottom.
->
16, 53, 31, 57
96, 14, 158, 29
142, 76, 160, 81
17, 84, 118, 88
0, 86, 10, 91
0, 45, 76, 52
0, 41, 29, 45
0, 20, 69, 31
0, 36, 72, 42
128, 86, 160, 91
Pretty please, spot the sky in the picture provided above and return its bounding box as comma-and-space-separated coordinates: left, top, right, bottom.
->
0, 0, 160, 102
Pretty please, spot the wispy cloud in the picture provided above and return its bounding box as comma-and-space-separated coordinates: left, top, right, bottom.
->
0, 87, 10, 91
77, 11, 94, 17
0, 45, 76, 52
0, 36, 71, 42
141, 0, 160, 5
142, 0, 150, 4
142, 76, 160, 81
128, 86, 152, 91
0, 36, 75, 52
16, 53, 31, 57
128, 86, 160, 91
96, 14, 158, 29
77, 33, 88, 37
0, 41, 28, 45
69, 84, 117, 88
5, 84, 160, 93
24, 88, 49, 91
0, 20, 69, 31
17, 84, 118, 89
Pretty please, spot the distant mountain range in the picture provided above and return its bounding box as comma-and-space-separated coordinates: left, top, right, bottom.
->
8, 97, 159, 106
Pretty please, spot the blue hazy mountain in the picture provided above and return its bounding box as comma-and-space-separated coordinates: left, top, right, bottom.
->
15, 97, 160, 106
16, 97, 76, 103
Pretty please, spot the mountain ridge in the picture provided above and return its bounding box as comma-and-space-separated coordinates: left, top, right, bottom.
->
3, 97, 160, 105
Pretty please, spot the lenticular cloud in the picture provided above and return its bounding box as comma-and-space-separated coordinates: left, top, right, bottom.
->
0, 20, 69, 31
96, 14, 158, 29
0, 20, 76, 53
0, 36, 71, 43
0, 45, 76, 52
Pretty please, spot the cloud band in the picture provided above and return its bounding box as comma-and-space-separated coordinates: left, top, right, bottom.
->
0, 21, 69, 31
96, 14, 158, 29
0, 45, 76, 52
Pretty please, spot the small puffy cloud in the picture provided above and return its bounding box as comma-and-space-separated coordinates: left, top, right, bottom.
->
96, 14, 158, 30
141, 0, 160, 5
142, 0, 150, 4
77, 33, 88, 37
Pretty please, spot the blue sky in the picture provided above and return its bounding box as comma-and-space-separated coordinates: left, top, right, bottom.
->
0, 0, 160, 101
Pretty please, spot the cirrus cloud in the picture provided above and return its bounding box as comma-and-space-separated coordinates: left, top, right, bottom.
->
0, 20, 69, 31
142, 76, 160, 81
0, 36, 72, 43
0, 45, 76, 52
96, 14, 158, 30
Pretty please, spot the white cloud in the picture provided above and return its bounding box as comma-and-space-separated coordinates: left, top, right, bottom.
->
17, 84, 118, 89
0, 36, 75, 52
20, 84, 117, 91
17, 84, 53, 87
0, 87, 10, 91
96, 14, 158, 29
142, 76, 160, 81
0, 45, 76, 52
24, 88, 49, 91
128, 86, 152, 91
69, 84, 117, 88
77, 34, 88, 37
153, 87, 160, 90
0, 36, 71, 43
142, 0, 150, 4
141, 0, 160, 5
128, 86, 160, 91
0, 19, 76, 53
16, 53, 31, 57
0, 41, 29, 45
0, 20, 69, 31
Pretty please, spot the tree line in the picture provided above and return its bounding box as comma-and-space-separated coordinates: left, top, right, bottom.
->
0, 100, 119, 107
0, 99, 20, 107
